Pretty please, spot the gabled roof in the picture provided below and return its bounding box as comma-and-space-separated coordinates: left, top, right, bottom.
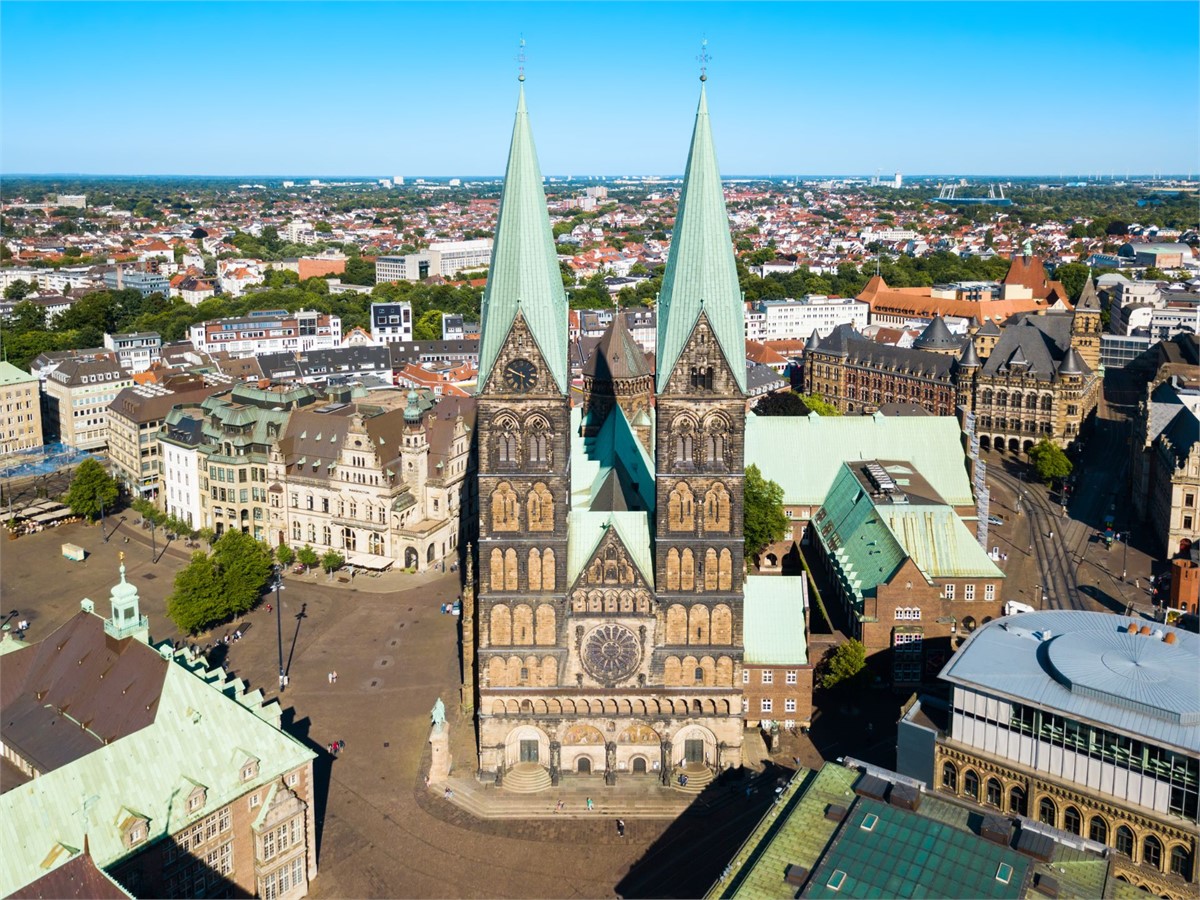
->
743, 577, 808, 665
655, 86, 746, 393
476, 84, 568, 394
1075, 276, 1101, 312
582, 312, 651, 381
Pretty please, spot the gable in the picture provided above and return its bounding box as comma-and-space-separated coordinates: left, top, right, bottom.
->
657, 311, 744, 397
477, 311, 562, 398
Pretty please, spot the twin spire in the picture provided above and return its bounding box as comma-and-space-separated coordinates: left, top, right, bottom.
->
478, 72, 745, 397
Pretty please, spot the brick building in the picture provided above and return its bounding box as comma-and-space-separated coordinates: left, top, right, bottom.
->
0, 361, 43, 455
740, 577, 813, 730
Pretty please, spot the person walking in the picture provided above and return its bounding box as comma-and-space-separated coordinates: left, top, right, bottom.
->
586, 797, 594, 811
616, 819, 625, 837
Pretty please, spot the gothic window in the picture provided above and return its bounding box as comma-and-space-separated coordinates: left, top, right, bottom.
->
526, 416, 550, 464
535, 604, 555, 644
490, 548, 504, 591
668, 483, 695, 531
504, 548, 518, 591
711, 605, 732, 643
513, 604, 533, 643
527, 482, 554, 532
704, 483, 730, 531
689, 604, 710, 644
719, 549, 733, 590
495, 415, 519, 465
666, 549, 680, 591
681, 548, 695, 591
528, 548, 542, 591
603, 546, 621, 582
490, 604, 511, 645
704, 548, 719, 590
491, 482, 520, 532
674, 416, 696, 465
703, 415, 729, 469
541, 548, 555, 590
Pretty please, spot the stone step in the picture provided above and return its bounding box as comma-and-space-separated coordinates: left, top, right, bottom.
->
502, 762, 552, 794
670, 764, 715, 794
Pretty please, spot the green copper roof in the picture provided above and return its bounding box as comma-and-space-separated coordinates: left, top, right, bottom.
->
477, 84, 569, 394
656, 86, 745, 393
743, 577, 808, 665
0, 360, 36, 386
566, 510, 654, 587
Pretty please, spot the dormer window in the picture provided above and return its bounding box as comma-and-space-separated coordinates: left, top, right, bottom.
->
121, 814, 150, 849
187, 785, 207, 812
241, 759, 260, 782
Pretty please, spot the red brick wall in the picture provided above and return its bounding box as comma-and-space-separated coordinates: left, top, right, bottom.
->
742, 664, 814, 726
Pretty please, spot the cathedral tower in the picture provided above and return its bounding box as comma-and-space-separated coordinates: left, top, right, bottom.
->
1070, 276, 1103, 372
474, 80, 572, 780
653, 81, 746, 768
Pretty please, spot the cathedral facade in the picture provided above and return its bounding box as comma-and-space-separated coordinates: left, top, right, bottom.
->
468, 80, 747, 789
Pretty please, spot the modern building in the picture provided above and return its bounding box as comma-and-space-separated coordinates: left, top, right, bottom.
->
1119, 242, 1194, 269
103, 332, 162, 374
469, 83, 748, 790
0, 566, 317, 899
0, 361, 43, 456
708, 760, 1126, 900
1131, 376, 1200, 558
376, 239, 493, 283
41, 356, 133, 450
900, 610, 1197, 897
807, 460, 1005, 683
102, 268, 171, 299
744, 295, 870, 342
188, 310, 342, 358
106, 379, 223, 498
370, 301, 413, 344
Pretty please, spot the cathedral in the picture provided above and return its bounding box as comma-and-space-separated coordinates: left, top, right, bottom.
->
465, 76, 748, 790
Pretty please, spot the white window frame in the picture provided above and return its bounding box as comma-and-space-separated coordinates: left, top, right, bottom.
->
761, 670, 774, 685
760, 698, 773, 713
944, 584, 956, 600
785, 670, 797, 685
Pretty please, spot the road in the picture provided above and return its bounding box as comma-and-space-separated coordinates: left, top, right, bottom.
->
984, 393, 1140, 614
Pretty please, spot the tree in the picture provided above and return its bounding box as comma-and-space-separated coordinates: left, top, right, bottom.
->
753, 390, 809, 416
1028, 438, 1073, 484
413, 308, 443, 340
1143, 266, 1168, 282
1105, 220, 1129, 236
3, 279, 32, 301
65, 458, 119, 521
167, 553, 225, 634
1053, 262, 1091, 301
211, 530, 273, 616
321, 550, 345, 573
743, 464, 788, 562
797, 393, 840, 416
276, 543, 295, 568
297, 545, 320, 569
820, 640, 867, 690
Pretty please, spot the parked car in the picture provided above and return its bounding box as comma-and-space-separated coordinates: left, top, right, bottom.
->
988, 515, 1004, 526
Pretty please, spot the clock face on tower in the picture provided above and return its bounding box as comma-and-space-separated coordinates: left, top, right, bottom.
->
582, 623, 641, 684
504, 358, 538, 392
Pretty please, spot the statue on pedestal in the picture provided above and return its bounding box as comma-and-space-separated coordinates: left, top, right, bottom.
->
427, 697, 452, 784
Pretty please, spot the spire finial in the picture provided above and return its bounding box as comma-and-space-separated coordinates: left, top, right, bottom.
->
118, 550, 126, 581
516, 36, 526, 82
697, 38, 710, 82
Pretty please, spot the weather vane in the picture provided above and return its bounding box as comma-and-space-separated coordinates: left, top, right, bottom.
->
697, 38, 710, 82
517, 37, 526, 82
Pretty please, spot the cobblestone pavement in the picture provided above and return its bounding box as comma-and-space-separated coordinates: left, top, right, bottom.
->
3, 519, 812, 898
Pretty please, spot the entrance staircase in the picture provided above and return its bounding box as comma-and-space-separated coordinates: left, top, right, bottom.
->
670, 762, 715, 794
501, 762, 552, 793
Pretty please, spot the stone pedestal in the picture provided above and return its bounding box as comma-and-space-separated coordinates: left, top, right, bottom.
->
428, 724, 452, 784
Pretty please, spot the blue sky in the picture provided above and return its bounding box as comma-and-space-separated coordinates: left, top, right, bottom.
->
2, 2, 1196, 176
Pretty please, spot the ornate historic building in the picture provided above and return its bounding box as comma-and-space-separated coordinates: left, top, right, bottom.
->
470, 79, 746, 791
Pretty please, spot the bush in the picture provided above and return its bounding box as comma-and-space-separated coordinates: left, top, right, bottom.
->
820, 640, 867, 690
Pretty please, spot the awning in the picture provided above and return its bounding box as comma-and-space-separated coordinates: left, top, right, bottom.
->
345, 554, 394, 571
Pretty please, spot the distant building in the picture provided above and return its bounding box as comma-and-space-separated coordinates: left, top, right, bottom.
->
188, 310, 342, 357
1119, 242, 1194, 269
103, 332, 162, 373
899, 610, 1198, 897
0, 571, 317, 899
41, 356, 132, 450
440, 313, 479, 341
256, 346, 393, 387
102, 268, 171, 299
376, 239, 493, 283
0, 361, 43, 455
370, 301, 413, 344
744, 295, 869, 342
296, 252, 347, 281
160, 406, 207, 527
54, 193, 87, 208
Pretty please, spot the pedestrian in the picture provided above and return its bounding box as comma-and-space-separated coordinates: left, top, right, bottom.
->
616, 819, 625, 837
586, 797, 594, 811
328, 743, 334, 755
333, 671, 338, 683
555, 800, 565, 813
328, 672, 333, 684
444, 787, 454, 800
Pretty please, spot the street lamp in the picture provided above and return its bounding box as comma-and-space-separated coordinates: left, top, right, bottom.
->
100, 497, 107, 542
274, 564, 286, 693
1121, 532, 1129, 581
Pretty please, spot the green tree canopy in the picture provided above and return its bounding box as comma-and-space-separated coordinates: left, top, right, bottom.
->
820, 640, 867, 690
166, 530, 273, 634
744, 463, 789, 562
797, 393, 840, 416
753, 390, 809, 416
168, 553, 225, 634
1028, 438, 1073, 484
3, 279, 32, 300
1053, 262, 1091, 301
321, 550, 345, 573
65, 458, 119, 521
413, 308, 443, 340
276, 544, 296, 567
297, 545, 320, 568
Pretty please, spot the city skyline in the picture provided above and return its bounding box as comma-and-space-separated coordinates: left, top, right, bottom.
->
1, 1, 1197, 177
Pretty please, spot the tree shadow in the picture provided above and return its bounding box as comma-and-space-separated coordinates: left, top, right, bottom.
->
616, 762, 796, 899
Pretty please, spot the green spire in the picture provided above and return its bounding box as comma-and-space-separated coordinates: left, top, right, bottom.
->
655, 85, 746, 393
476, 83, 569, 394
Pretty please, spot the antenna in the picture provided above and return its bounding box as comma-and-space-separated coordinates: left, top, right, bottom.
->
516, 36, 526, 82
696, 38, 710, 82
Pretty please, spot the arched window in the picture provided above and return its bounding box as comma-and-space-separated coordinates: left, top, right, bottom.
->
322, 525, 332, 546
1115, 825, 1134, 857
674, 416, 696, 465
369, 533, 383, 555
668, 483, 695, 531
1170, 845, 1193, 880
985, 778, 1002, 807
680, 548, 695, 591
963, 770, 979, 801
941, 762, 957, 792
527, 482, 554, 531
1009, 786, 1027, 817
703, 483, 730, 531
292, 521, 301, 541
527, 416, 549, 464
307, 523, 316, 543
1088, 816, 1108, 845
1143, 835, 1163, 871
1037, 796, 1056, 827
491, 482, 520, 532
1062, 806, 1081, 836
343, 528, 356, 552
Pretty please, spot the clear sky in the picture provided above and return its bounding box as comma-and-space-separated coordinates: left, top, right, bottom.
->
2, 1, 1196, 177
